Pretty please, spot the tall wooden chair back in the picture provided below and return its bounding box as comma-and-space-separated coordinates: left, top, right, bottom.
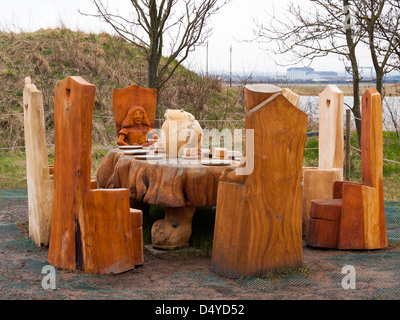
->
48, 76, 143, 274
23, 77, 53, 247
212, 93, 307, 278
112, 83, 157, 135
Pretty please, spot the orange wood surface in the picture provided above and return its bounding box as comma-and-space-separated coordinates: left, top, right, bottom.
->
244, 84, 282, 111
48, 76, 143, 274
306, 88, 387, 250
212, 93, 307, 278
112, 83, 157, 134
96, 150, 236, 208
305, 199, 342, 248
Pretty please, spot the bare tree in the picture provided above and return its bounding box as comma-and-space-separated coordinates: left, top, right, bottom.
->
253, 0, 364, 146
370, 0, 400, 73
353, 0, 400, 95
81, 0, 231, 122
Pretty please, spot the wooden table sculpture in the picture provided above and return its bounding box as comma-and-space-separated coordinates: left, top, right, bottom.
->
23, 77, 54, 247
47, 76, 143, 274
302, 85, 344, 235
113, 83, 158, 146
96, 150, 239, 249
211, 93, 307, 278
305, 88, 387, 250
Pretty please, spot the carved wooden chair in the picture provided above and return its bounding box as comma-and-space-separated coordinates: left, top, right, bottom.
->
112, 83, 157, 135
244, 83, 282, 111
306, 88, 387, 250
48, 76, 143, 274
23, 77, 54, 247
282, 88, 300, 107
302, 85, 344, 235
211, 93, 307, 278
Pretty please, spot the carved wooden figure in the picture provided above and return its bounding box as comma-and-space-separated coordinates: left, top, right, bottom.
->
23, 77, 53, 247
306, 88, 387, 250
211, 93, 307, 278
47, 76, 143, 274
302, 85, 344, 235
112, 84, 158, 146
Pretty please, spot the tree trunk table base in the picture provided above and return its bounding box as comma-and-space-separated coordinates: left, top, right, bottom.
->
96, 148, 240, 250
151, 206, 196, 250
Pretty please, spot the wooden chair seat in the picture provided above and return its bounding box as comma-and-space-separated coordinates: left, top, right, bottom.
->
305, 89, 387, 251
306, 199, 342, 248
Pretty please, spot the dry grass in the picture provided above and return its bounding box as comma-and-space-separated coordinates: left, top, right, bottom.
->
0, 27, 240, 150
286, 83, 400, 97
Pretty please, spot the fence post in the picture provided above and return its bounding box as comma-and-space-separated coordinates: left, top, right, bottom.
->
345, 109, 351, 180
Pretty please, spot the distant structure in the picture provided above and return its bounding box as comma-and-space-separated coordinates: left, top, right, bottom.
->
287, 67, 338, 81
287, 67, 315, 80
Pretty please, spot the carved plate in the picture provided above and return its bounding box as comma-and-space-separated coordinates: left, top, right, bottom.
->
123, 149, 150, 155
119, 145, 143, 150
201, 159, 232, 166
134, 155, 164, 161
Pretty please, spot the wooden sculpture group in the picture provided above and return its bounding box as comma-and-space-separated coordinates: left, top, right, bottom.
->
23, 75, 387, 277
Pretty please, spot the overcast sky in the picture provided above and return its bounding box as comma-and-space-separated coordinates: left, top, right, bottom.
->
0, 0, 373, 75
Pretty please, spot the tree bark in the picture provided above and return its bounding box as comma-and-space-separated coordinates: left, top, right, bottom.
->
344, 0, 362, 147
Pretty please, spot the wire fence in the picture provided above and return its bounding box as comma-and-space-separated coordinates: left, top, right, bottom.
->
1, 104, 399, 165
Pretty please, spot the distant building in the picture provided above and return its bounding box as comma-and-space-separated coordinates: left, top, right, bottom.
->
287, 67, 338, 81
287, 67, 315, 80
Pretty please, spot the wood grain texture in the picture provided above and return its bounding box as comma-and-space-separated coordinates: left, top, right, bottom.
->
306, 88, 387, 250
302, 169, 342, 234
318, 85, 344, 170
23, 77, 53, 247
281, 88, 300, 107
151, 206, 196, 249
212, 93, 307, 278
305, 199, 342, 248
96, 150, 235, 208
211, 182, 249, 278
112, 83, 157, 134
48, 76, 143, 273
302, 85, 344, 234
95, 150, 238, 249
338, 88, 387, 250
244, 83, 282, 111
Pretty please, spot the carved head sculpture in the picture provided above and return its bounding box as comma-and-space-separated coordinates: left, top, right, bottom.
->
117, 106, 157, 146
121, 106, 151, 128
